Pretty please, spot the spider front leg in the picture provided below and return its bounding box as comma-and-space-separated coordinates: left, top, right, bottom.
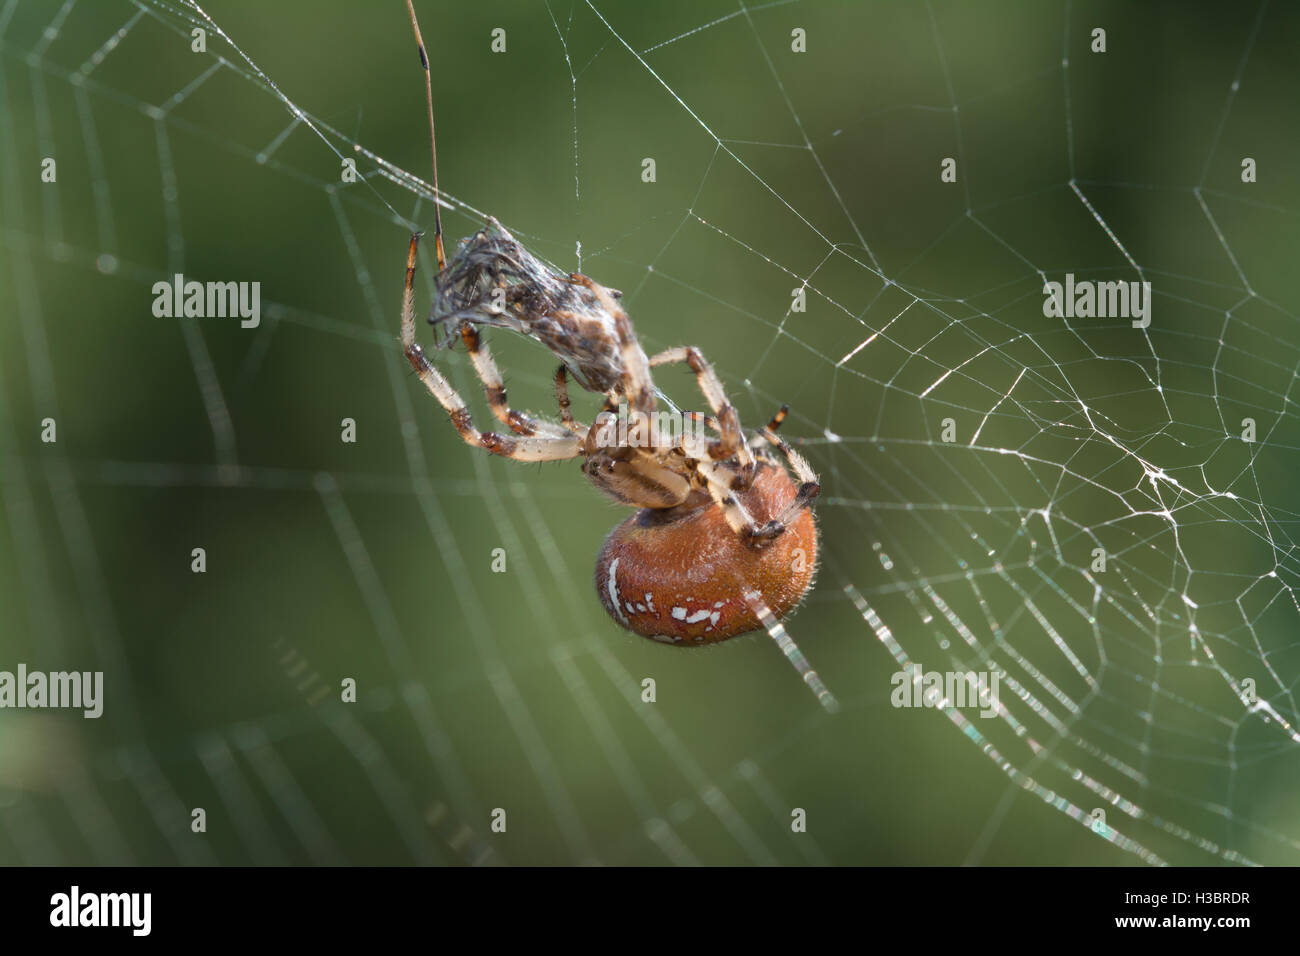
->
694, 457, 786, 542
401, 234, 582, 462
761, 404, 788, 437
458, 323, 573, 439
755, 423, 821, 529
649, 347, 757, 483
686, 419, 819, 541
553, 365, 588, 435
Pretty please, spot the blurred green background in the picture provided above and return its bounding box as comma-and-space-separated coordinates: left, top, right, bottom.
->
1, 0, 1299, 865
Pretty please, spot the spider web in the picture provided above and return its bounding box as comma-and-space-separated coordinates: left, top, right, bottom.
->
1, 0, 1298, 866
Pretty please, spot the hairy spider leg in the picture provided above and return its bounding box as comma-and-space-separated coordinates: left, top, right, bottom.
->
458, 324, 572, 438
756, 424, 821, 529
553, 365, 588, 435
693, 457, 786, 542
402, 234, 582, 461
648, 347, 758, 485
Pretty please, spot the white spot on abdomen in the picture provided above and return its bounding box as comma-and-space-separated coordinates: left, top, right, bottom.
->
670, 605, 711, 625
607, 558, 628, 624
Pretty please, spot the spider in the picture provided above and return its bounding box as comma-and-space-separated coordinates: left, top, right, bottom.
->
398, 1, 837, 712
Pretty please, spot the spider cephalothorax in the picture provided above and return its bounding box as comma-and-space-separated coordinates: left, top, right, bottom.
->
398, 0, 836, 711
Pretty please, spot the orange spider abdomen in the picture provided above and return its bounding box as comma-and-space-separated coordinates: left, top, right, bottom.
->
594, 465, 817, 644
